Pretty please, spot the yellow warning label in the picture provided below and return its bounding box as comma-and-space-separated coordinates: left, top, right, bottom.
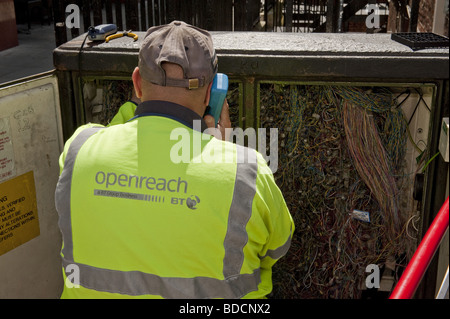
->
0, 171, 39, 256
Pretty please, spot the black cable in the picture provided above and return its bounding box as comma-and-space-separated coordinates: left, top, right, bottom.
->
77, 28, 93, 122
414, 87, 431, 112
78, 28, 91, 81
408, 88, 424, 125
394, 89, 411, 109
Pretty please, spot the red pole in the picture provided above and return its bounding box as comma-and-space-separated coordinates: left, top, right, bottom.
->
389, 196, 449, 299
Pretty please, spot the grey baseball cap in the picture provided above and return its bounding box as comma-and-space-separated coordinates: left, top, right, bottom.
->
138, 21, 218, 89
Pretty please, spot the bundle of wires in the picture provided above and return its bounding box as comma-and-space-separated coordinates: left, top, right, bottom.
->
258, 84, 412, 299
330, 86, 408, 173
101, 80, 133, 124
342, 101, 402, 238
330, 86, 407, 239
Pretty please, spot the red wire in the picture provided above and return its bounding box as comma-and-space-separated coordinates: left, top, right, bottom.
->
389, 196, 449, 299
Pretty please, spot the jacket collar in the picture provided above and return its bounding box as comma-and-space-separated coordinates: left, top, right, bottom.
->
132, 100, 209, 133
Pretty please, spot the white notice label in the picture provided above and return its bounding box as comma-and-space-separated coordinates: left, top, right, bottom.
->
0, 117, 16, 183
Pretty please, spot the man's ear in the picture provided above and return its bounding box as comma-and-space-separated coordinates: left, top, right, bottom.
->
132, 67, 143, 99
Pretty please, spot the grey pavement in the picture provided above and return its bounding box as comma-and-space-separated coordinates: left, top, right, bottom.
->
0, 23, 56, 85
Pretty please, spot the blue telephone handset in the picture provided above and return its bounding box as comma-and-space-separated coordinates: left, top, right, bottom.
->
205, 73, 228, 127
88, 24, 118, 41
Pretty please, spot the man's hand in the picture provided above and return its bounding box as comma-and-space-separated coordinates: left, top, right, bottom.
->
204, 99, 231, 141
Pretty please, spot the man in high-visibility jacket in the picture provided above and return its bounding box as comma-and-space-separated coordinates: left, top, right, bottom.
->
55, 21, 294, 299
107, 90, 140, 127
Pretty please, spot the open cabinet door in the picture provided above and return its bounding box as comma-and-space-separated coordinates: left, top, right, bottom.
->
0, 72, 64, 298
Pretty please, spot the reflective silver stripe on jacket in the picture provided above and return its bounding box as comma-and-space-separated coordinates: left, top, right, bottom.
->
55, 127, 105, 261
55, 128, 261, 298
223, 144, 257, 279
259, 224, 293, 260
61, 257, 260, 298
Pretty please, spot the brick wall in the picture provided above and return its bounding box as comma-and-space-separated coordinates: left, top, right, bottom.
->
445, 10, 449, 36
418, 0, 436, 32
0, 0, 18, 51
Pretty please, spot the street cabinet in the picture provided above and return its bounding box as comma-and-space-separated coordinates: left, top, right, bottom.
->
0, 31, 448, 298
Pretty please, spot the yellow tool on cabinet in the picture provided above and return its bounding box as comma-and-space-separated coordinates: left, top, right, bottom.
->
105, 30, 138, 43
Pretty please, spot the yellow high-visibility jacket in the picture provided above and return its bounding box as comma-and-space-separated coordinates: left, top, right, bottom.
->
55, 100, 294, 298
107, 101, 137, 126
